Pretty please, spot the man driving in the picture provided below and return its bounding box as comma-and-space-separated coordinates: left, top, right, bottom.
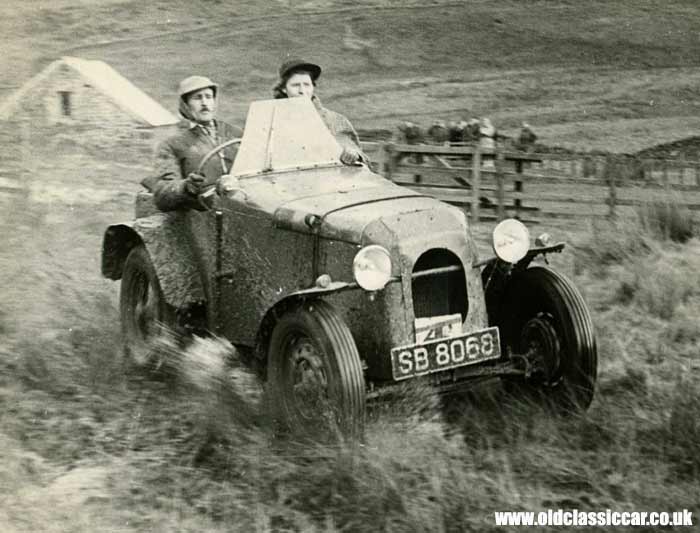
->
149, 75, 243, 211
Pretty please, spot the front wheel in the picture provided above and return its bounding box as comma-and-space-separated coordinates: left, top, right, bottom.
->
267, 300, 366, 440
120, 244, 176, 368
498, 266, 597, 412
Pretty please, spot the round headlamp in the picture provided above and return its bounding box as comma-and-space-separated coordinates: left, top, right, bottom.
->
492, 219, 530, 263
353, 245, 392, 291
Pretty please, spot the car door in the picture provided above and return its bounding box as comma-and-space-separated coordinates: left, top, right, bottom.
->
216, 201, 315, 346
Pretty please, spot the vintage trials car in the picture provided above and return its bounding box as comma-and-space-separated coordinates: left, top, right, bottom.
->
102, 97, 597, 437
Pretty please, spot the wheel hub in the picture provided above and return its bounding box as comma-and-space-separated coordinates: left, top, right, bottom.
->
521, 314, 561, 385
289, 338, 329, 420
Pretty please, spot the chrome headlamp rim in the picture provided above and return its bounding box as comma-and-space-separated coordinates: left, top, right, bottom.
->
492, 218, 530, 263
352, 244, 392, 291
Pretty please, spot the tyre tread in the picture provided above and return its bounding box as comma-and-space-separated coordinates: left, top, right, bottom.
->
507, 266, 597, 410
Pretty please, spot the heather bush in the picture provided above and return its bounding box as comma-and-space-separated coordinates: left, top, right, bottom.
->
638, 199, 695, 243
575, 216, 653, 268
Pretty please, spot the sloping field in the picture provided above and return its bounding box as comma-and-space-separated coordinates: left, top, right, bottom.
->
3, 0, 700, 151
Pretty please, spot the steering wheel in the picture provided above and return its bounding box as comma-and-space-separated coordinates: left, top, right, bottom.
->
196, 138, 242, 175
195, 138, 242, 209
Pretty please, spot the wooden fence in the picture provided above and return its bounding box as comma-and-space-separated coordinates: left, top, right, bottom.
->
2, 136, 699, 222
363, 142, 700, 222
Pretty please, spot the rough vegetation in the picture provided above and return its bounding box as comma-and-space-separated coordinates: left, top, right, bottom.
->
1, 155, 699, 532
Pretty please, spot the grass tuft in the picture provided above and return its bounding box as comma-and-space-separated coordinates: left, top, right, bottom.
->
638, 199, 696, 243
574, 216, 654, 270
615, 256, 696, 320
636, 270, 694, 320
667, 378, 700, 478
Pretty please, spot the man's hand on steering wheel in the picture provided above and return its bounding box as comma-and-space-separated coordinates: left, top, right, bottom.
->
184, 172, 206, 196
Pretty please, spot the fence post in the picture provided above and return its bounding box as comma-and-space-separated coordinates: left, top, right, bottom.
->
471, 146, 481, 222
662, 159, 669, 187
637, 157, 649, 187
679, 153, 686, 185
495, 147, 506, 220
606, 156, 616, 218
515, 158, 523, 175
663, 159, 671, 194
383, 143, 395, 181
514, 155, 524, 220
374, 142, 386, 177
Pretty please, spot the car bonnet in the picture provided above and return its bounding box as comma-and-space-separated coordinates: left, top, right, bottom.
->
269, 167, 458, 243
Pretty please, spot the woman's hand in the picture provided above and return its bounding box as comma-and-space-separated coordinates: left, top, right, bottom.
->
340, 146, 365, 166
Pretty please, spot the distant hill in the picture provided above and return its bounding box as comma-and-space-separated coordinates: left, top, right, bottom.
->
3, 0, 700, 152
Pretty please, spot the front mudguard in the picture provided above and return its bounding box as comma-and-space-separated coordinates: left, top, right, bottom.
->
481, 243, 565, 326
101, 213, 205, 310
254, 280, 363, 360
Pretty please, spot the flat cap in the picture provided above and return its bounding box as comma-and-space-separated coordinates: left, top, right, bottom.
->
178, 75, 218, 99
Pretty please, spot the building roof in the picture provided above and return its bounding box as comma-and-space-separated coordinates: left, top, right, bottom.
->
0, 56, 178, 127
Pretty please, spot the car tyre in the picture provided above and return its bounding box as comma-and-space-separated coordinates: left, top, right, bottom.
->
120, 244, 176, 369
499, 266, 597, 412
267, 300, 365, 440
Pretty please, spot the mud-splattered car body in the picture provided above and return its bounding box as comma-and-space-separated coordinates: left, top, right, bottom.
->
102, 98, 597, 435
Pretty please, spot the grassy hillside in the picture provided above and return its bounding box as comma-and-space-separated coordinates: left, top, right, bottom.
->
3, 0, 700, 151
1, 163, 699, 530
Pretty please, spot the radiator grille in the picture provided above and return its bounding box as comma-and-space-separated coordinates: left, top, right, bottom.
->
411, 249, 468, 320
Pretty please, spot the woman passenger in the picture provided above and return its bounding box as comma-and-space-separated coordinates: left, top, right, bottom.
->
273, 58, 368, 166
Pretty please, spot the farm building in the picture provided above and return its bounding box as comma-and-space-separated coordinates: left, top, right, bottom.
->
0, 56, 178, 160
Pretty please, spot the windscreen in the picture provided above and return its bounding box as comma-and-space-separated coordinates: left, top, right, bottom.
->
231, 97, 342, 178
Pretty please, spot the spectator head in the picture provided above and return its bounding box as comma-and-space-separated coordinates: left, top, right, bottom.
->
480, 117, 495, 136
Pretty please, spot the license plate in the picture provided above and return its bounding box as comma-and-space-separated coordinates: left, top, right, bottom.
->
391, 326, 501, 381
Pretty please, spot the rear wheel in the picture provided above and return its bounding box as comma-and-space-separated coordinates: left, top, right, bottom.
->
499, 266, 597, 412
120, 244, 176, 368
267, 300, 365, 440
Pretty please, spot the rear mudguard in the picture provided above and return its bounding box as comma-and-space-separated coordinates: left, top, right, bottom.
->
101, 213, 205, 310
